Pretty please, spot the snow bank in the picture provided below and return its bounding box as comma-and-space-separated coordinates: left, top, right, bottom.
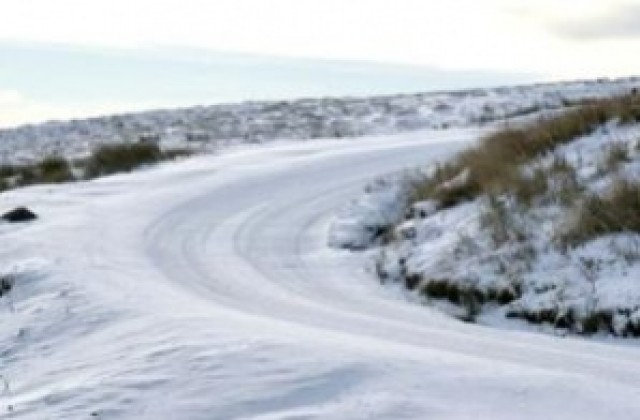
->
332, 116, 640, 337
327, 176, 409, 250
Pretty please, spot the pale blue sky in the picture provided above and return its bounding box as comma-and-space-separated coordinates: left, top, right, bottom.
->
0, 43, 536, 127
1, 0, 639, 127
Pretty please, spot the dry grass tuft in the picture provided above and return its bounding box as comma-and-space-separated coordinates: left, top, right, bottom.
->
601, 142, 631, 173
562, 179, 640, 246
410, 94, 640, 208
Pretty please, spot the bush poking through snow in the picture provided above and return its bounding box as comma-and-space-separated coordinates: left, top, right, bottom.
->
479, 196, 527, 245
505, 307, 640, 337
409, 94, 640, 209
0, 157, 74, 188
419, 277, 520, 323
562, 179, 640, 247
0, 145, 193, 194
36, 157, 74, 184
357, 93, 640, 337
600, 142, 631, 173
85, 142, 163, 178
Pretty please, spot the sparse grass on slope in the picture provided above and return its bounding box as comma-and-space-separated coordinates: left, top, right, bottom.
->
0, 143, 193, 193
563, 179, 640, 246
410, 94, 640, 208
392, 92, 640, 335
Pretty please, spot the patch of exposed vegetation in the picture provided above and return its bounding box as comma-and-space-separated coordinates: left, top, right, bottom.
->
0, 143, 192, 193
410, 94, 640, 208
84, 143, 163, 178
380, 93, 640, 336
35, 157, 75, 184
562, 179, 640, 247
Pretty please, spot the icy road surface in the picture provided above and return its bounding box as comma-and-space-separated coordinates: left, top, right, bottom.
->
2, 129, 640, 419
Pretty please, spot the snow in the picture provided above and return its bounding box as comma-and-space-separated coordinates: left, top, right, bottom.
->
4, 128, 640, 418
1, 77, 639, 165
4, 76, 640, 418
340, 115, 640, 336
327, 176, 408, 250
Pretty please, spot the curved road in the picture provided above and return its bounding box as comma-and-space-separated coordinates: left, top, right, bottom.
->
137, 131, 640, 418
9, 130, 640, 419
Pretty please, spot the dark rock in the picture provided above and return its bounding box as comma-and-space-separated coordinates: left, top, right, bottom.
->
0, 276, 12, 297
2, 207, 37, 223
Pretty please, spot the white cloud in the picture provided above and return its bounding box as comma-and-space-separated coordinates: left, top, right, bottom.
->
0, 89, 24, 105
1, 0, 638, 79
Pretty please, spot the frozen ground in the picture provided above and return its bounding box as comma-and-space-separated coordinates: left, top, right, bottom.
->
2, 128, 640, 419
333, 114, 640, 336
1, 77, 639, 165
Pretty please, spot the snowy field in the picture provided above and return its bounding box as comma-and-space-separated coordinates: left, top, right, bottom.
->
2, 78, 640, 418
2, 127, 640, 419
1, 77, 639, 165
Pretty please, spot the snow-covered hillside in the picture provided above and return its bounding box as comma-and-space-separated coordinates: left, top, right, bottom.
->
4, 132, 640, 419
330, 97, 640, 337
3, 81, 640, 419
1, 77, 639, 165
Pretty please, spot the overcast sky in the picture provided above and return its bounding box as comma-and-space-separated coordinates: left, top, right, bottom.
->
1, 0, 639, 127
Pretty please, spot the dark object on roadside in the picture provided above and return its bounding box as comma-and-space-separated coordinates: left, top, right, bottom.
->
2, 207, 38, 223
0, 276, 12, 297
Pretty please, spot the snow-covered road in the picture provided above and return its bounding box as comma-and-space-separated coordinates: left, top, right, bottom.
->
2, 129, 640, 419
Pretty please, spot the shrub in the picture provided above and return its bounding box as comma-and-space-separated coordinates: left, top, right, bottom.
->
408, 162, 466, 203
15, 166, 38, 186
419, 277, 521, 322
562, 179, 640, 246
433, 177, 481, 209
601, 142, 630, 173
513, 167, 549, 205
545, 157, 582, 206
548, 155, 574, 176
479, 195, 528, 245
37, 156, 74, 183
85, 142, 162, 178
0, 143, 190, 193
615, 94, 640, 123
0, 164, 24, 188
504, 306, 640, 336
0, 165, 18, 179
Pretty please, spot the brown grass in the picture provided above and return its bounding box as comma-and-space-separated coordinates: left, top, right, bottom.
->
513, 167, 549, 205
562, 179, 640, 246
410, 94, 640, 207
601, 142, 631, 173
